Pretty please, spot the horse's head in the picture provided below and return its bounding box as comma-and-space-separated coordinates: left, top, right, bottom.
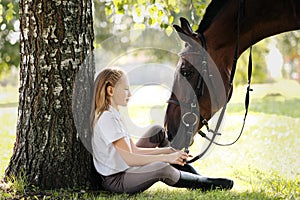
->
164, 18, 227, 150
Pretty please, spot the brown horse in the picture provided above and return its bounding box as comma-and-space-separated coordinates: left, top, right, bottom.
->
164, 0, 300, 152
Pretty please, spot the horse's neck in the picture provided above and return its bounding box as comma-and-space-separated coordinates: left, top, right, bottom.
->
204, 0, 300, 70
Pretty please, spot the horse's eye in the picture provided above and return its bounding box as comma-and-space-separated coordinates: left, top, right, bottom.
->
180, 69, 193, 79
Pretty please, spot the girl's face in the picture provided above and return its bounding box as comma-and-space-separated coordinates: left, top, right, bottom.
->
111, 75, 131, 109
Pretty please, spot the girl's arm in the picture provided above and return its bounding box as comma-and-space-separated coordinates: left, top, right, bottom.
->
130, 139, 176, 155
113, 137, 188, 167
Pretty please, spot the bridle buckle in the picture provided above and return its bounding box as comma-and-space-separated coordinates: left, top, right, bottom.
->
182, 112, 199, 127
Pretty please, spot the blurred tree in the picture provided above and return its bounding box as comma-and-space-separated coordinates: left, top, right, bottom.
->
235, 41, 269, 85
94, 0, 271, 85
277, 31, 300, 83
93, 0, 209, 58
95, 0, 209, 36
0, 0, 19, 75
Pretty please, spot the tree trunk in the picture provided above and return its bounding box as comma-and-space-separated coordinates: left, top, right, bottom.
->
5, 0, 98, 189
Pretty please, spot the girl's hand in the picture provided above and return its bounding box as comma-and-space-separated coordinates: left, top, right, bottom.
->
167, 151, 192, 166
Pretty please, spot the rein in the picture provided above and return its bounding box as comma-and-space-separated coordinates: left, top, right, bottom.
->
168, 0, 253, 163
188, 45, 253, 163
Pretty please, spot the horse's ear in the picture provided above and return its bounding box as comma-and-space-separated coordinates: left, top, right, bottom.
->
173, 24, 191, 42
173, 24, 185, 35
179, 17, 194, 35
173, 24, 197, 47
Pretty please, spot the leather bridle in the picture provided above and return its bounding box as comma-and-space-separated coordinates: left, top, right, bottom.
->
167, 32, 220, 160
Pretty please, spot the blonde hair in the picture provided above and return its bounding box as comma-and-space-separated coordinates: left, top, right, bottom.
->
90, 67, 125, 131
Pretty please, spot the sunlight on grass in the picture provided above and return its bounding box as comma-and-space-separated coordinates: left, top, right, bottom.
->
0, 84, 18, 177
0, 108, 17, 176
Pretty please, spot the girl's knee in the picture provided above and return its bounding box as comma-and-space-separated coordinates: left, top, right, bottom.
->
152, 162, 175, 176
152, 162, 180, 184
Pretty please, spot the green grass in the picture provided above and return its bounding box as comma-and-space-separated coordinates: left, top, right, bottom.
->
1, 80, 300, 199
0, 84, 18, 176
228, 97, 300, 118
1, 174, 298, 200
0, 109, 17, 176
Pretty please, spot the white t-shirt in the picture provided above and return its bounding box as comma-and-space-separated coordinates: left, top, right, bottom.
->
92, 106, 131, 176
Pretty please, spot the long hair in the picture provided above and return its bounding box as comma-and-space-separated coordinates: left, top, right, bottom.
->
90, 67, 125, 132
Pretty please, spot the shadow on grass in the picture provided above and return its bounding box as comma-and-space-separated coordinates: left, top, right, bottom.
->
0, 187, 289, 200
0, 189, 279, 200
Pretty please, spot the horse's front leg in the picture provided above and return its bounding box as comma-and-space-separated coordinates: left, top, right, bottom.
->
135, 125, 169, 148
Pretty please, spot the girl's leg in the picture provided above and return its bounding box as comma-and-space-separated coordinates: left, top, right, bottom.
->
123, 162, 180, 194
102, 162, 233, 194
102, 162, 180, 194
136, 125, 169, 148
124, 165, 234, 193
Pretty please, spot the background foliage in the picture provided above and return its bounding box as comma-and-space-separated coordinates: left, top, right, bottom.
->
0, 0, 19, 76
2, 0, 299, 85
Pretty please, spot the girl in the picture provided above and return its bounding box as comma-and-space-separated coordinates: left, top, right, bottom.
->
91, 67, 234, 194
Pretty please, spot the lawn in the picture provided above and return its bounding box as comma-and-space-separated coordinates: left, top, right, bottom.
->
0, 80, 299, 199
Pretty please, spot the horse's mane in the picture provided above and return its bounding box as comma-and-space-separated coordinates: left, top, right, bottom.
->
196, 0, 230, 33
